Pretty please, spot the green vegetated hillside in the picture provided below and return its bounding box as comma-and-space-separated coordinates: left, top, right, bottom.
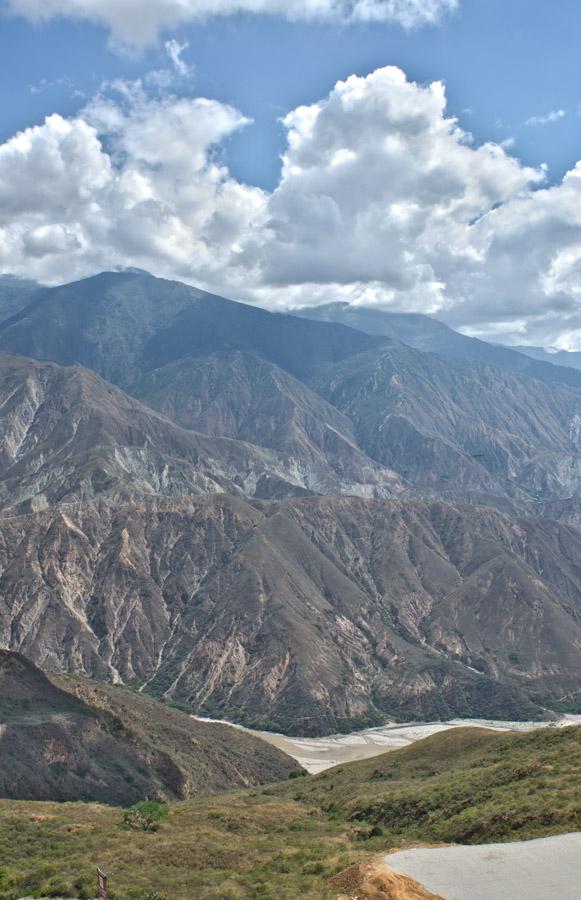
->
0, 725, 578, 899
289, 725, 581, 845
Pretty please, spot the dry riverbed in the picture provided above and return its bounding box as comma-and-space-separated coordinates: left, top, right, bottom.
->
192, 714, 581, 773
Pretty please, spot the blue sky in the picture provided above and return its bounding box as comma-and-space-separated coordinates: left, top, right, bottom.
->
1, 0, 579, 189
1, 0, 581, 348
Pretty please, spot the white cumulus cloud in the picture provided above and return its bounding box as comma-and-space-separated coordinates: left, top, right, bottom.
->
6, 0, 459, 46
3, 66, 581, 347
0, 80, 266, 285
250, 66, 543, 315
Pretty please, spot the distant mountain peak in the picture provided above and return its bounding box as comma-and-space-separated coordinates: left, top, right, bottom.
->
111, 266, 155, 277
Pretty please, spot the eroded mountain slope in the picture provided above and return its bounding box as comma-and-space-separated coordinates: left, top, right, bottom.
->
133, 348, 403, 497
310, 344, 581, 510
2, 495, 580, 733
0, 351, 403, 511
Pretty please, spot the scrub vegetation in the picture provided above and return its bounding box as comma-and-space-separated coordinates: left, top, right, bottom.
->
0, 725, 579, 899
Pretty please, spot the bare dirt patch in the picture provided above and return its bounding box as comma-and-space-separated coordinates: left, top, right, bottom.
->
331, 858, 443, 899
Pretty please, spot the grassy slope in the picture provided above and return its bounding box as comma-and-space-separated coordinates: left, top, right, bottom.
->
51, 673, 299, 795
285, 725, 581, 845
0, 726, 579, 899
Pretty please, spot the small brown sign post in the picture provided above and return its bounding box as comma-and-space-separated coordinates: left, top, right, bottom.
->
97, 867, 108, 900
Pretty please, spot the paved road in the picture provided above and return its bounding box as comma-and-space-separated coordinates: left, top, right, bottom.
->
386, 833, 581, 900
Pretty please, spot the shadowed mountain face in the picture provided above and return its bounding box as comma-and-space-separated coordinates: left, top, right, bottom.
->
0, 272, 385, 389
0, 273, 406, 500
298, 302, 581, 390
0, 650, 296, 803
309, 344, 581, 511
0, 276, 40, 323
2, 494, 580, 734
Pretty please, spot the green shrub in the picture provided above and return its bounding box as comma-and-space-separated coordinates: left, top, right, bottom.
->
123, 801, 169, 832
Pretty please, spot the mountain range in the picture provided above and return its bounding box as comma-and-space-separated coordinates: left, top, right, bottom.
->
298, 301, 581, 389
0, 350, 403, 513
513, 344, 581, 372
1, 270, 581, 733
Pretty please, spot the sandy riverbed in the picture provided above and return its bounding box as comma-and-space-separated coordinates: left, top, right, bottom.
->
192, 714, 581, 773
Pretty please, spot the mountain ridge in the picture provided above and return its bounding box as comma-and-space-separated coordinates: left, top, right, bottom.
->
309, 342, 581, 512
4, 271, 581, 513
0, 649, 297, 803
297, 301, 581, 390
0, 271, 387, 388
1, 272, 581, 732
0, 349, 404, 512
512, 343, 581, 372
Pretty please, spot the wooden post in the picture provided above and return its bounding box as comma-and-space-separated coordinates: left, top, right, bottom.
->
97, 867, 108, 900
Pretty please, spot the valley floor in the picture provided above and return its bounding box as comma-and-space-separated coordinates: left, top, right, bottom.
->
385, 832, 581, 900
193, 715, 581, 773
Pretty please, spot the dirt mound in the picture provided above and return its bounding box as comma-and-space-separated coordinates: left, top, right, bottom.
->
331, 858, 443, 899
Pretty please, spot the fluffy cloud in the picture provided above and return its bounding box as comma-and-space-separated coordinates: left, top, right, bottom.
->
251, 67, 544, 313
249, 69, 581, 347
3, 66, 581, 347
0, 81, 266, 285
443, 163, 581, 345
6, 0, 458, 46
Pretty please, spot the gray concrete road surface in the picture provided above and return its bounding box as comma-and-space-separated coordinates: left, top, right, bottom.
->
386, 833, 581, 900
